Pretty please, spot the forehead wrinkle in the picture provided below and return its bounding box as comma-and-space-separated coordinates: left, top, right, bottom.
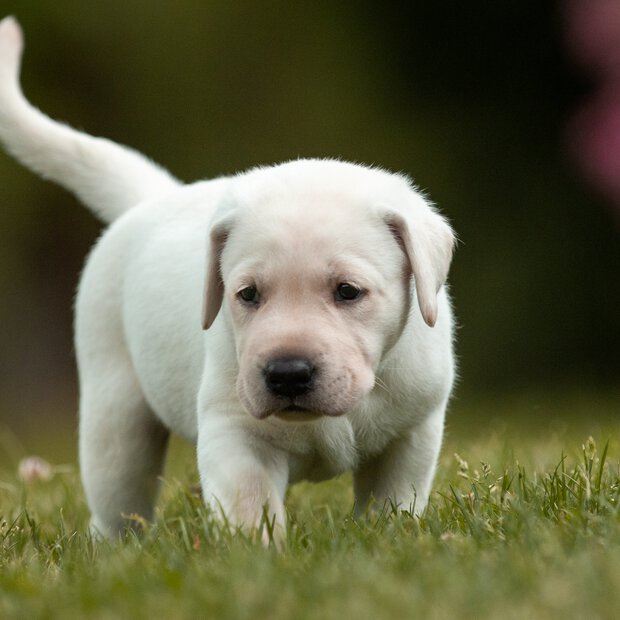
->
228, 250, 392, 303
222, 202, 404, 285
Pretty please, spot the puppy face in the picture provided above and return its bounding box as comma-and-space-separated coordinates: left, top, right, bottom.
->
202, 161, 454, 421
224, 202, 408, 420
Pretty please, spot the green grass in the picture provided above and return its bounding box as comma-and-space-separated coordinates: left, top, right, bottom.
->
2, 399, 620, 619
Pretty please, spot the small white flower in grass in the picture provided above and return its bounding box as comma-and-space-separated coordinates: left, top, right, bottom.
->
454, 453, 469, 479
18, 456, 53, 483
583, 436, 597, 462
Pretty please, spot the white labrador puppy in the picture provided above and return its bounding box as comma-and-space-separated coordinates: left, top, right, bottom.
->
0, 17, 456, 540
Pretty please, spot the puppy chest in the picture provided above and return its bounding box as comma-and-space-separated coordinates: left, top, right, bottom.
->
287, 449, 350, 484
261, 418, 358, 484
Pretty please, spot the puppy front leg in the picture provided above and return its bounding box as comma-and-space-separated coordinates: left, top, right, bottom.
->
353, 411, 445, 517
197, 419, 289, 545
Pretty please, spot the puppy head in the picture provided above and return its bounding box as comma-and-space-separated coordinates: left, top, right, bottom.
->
202, 160, 454, 420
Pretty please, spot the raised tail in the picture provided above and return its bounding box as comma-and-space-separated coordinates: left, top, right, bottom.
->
0, 16, 180, 224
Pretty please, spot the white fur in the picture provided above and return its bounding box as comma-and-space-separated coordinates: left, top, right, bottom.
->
0, 17, 456, 541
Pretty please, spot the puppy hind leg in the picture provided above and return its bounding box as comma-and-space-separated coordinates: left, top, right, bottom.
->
79, 368, 169, 538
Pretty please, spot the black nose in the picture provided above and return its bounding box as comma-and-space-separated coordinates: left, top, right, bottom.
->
264, 357, 315, 398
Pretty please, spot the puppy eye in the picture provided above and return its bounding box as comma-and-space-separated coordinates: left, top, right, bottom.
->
238, 286, 260, 304
335, 283, 362, 302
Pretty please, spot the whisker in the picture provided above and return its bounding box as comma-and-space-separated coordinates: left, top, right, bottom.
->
373, 377, 391, 394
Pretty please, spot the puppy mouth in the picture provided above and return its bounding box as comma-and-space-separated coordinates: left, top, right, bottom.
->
273, 406, 323, 422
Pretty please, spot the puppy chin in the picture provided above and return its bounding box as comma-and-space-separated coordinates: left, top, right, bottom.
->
248, 397, 359, 422
240, 391, 349, 422
244, 401, 330, 422
273, 407, 324, 422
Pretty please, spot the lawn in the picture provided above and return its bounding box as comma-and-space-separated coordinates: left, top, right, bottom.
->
1, 391, 620, 619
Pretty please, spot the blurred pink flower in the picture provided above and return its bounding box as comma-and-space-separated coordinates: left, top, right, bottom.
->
566, 0, 620, 78
565, 0, 620, 210
18, 456, 53, 483
569, 86, 620, 199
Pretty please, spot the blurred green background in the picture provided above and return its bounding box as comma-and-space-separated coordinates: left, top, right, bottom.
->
0, 1, 618, 445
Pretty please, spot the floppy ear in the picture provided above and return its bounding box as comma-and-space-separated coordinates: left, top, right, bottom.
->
202, 215, 235, 330
383, 202, 455, 327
